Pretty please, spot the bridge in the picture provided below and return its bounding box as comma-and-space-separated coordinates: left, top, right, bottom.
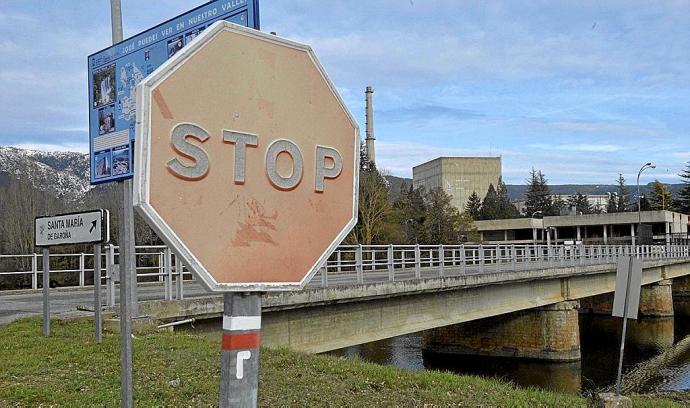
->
2, 243, 690, 361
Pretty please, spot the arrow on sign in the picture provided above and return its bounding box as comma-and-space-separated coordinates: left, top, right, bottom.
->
90, 220, 97, 233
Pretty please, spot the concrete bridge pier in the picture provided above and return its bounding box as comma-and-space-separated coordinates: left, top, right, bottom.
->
672, 275, 690, 316
580, 280, 674, 318
422, 301, 581, 362
639, 279, 674, 317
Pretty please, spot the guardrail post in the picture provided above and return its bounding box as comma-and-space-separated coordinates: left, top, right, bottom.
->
164, 247, 172, 301
355, 245, 363, 284
337, 251, 342, 273
158, 252, 164, 283
460, 244, 466, 274
438, 245, 445, 277
388, 244, 394, 281
79, 253, 85, 287
479, 244, 484, 273
31, 253, 38, 290
321, 265, 328, 288
511, 244, 516, 270
106, 244, 115, 307
177, 257, 184, 300
414, 244, 421, 278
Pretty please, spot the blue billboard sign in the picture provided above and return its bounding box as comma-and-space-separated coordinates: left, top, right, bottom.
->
88, 0, 260, 184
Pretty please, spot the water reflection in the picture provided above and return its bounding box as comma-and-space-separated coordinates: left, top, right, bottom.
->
328, 314, 690, 394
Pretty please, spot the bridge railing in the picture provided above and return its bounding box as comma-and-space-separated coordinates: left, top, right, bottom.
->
318, 243, 690, 286
1, 244, 689, 292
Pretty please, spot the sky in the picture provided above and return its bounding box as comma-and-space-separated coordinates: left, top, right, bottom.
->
0, 0, 688, 184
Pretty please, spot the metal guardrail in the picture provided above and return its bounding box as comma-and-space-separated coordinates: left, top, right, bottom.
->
1, 244, 689, 294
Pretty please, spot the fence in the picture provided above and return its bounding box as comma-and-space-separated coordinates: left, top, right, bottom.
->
1, 244, 689, 293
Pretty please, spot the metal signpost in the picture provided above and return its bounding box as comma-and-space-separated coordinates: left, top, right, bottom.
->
133, 21, 359, 407
612, 255, 643, 396
34, 210, 110, 338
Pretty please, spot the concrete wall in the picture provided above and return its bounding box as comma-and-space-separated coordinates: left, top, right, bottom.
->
413, 157, 501, 212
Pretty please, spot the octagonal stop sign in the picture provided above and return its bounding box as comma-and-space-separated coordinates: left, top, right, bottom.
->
133, 21, 359, 291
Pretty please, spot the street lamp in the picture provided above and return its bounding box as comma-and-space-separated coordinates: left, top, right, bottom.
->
637, 162, 656, 225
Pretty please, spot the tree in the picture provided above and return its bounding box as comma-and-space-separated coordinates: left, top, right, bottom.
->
615, 173, 630, 212
524, 169, 553, 216
567, 192, 593, 214
465, 191, 482, 220
648, 180, 673, 211
552, 195, 566, 215
676, 162, 690, 214
359, 141, 371, 172
393, 183, 426, 244
480, 184, 500, 220
347, 163, 397, 245
422, 187, 477, 244
606, 193, 618, 213
496, 178, 519, 219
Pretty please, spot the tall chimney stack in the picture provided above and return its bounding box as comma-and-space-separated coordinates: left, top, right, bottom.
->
365, 86, 375, 165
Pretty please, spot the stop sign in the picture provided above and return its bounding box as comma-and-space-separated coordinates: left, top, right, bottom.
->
133, 21, 359, 291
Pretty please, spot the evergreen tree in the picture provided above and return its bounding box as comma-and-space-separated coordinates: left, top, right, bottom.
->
393, 184, 426, 244
496, 178, 520, 219
648, 180, 673, 211
465, 191, 482, 220
552, 195, 566, 215
606, 193, 618, 213
524, 169, 553, 216
676, 162, 690, 214
423, 188, 478, 244
480, 184, 500, 220
615, 173, 630, 212
567, 192, 593, 214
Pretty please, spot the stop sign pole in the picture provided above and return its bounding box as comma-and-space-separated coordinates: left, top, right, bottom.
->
134, 21, 359, 407
219, 293, 262, 406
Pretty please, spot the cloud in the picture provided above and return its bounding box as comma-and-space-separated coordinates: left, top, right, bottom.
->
528, 143, 624, 153
377, 104, 483, 123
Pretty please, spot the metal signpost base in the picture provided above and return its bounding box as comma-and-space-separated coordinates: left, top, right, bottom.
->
220, 292, 262, 408
615, 256, 635, 396
94, 244, 102, 344
118, 180, 134, 408
42, 248, 50, 337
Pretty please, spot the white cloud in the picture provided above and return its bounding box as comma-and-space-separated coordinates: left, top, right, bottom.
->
528, 143, 624, 153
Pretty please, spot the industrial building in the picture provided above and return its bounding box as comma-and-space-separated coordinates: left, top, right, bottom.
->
413, 157, 502, 212
474, 210, 689, 246
513, 194, 611, 215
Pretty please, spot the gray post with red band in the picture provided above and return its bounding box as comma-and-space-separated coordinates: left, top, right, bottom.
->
219, 292, 262, 408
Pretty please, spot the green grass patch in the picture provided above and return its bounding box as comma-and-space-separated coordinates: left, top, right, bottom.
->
0, 317, 683, 407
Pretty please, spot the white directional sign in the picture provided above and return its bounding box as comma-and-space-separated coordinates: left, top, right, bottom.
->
35, 210, 110, 247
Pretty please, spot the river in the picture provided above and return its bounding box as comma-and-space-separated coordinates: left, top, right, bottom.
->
328, 313, 690, 395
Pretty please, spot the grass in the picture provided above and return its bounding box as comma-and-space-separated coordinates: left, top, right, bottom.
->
0, 317, 684, 407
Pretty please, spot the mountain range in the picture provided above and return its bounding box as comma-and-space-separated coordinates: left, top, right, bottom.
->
0, 146, 684, 203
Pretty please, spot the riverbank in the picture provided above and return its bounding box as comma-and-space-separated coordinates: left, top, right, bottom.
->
0, 318, 682, 407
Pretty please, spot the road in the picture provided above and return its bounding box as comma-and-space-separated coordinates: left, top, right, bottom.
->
0, 283, 212, 326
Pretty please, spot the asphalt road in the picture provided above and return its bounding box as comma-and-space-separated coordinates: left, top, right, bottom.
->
0, 282, 212, 326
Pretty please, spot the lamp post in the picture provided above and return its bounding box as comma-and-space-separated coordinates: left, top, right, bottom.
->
637, 162, 655, 225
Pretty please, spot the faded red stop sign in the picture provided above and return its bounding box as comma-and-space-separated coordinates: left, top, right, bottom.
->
134, 22, 359, 291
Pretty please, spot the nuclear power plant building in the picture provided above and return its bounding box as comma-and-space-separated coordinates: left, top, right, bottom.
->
412, 157, 502, 212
